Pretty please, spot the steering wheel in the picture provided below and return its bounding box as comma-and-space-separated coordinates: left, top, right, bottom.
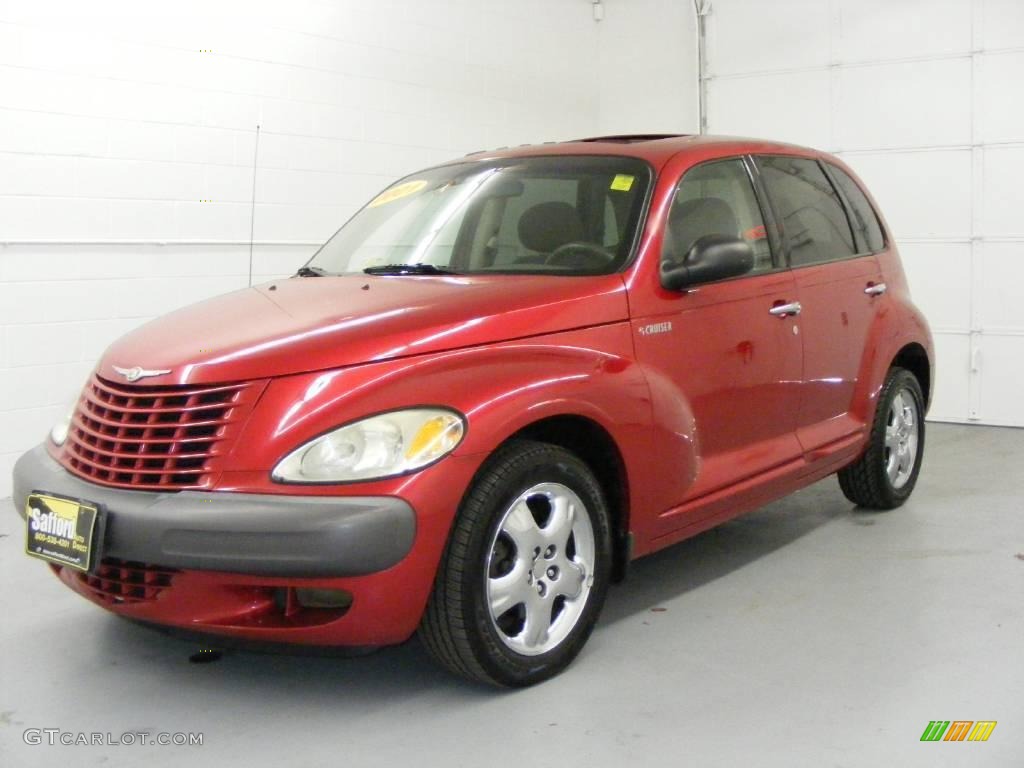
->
545, 242, 616, 270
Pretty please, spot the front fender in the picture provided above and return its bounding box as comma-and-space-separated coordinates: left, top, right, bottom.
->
227, 323, 646, 477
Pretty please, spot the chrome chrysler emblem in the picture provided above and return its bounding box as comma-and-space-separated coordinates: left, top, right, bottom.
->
112, 365, 171, 382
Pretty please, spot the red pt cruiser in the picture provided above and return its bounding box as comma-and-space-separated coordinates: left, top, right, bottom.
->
13, 134, 933, 687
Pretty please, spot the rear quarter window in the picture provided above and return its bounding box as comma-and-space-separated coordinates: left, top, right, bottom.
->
826, 163, 886, 253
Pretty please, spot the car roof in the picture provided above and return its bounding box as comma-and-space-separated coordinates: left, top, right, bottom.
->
455, 134, 823, 170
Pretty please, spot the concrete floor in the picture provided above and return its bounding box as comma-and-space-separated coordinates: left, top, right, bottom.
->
1, 423, 1021, 767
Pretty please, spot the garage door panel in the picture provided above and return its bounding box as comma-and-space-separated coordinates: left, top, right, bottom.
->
835, 58, 972, 150
978, 336, 1024, 426
706, 0, 1022, 429
928, 332, 970, 422
977, 52, 1024, 144
899, 242, 971, 332
981, 146, 1024, 237
706, 0, 830, 76
982, 0, 1024, 51
976, 243, 1024, 333
840, 150, 971, 239
707, 71, 831, 149
837, 0, 971, 63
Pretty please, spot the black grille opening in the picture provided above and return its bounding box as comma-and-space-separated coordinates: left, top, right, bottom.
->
74, 558, 179, 604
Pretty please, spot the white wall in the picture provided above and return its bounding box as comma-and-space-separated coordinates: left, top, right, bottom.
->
0, 0, 699, 498
703, 0, 1024, 427
597, 0, 699, 134
0, 0, 611, 496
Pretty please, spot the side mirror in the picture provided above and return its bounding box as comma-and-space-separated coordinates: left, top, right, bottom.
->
660, 234, 754, 291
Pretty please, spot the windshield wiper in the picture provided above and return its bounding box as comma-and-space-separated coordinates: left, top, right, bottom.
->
295, 265, 328, 277
363, 263, 458, 276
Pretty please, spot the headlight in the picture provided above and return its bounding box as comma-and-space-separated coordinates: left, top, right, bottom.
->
50, 400, 78, 446
272, 408, 466, 483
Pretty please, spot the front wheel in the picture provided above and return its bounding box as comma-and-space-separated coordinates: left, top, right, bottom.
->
419, 440, 612, 687
838, 367, 926, 509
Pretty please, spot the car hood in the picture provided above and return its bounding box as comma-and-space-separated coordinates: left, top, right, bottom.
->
99, 274, 630, 384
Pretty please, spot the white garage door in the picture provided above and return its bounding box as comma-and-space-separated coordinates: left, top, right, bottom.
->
702, 0, 1024, 426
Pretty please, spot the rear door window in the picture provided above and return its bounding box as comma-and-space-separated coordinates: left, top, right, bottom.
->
757, 156, 857, 267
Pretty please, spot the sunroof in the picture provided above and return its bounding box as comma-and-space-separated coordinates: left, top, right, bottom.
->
573, 134, 689, 144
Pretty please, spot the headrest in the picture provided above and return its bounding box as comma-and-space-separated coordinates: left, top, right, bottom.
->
518, 201, 585, 253
669, 197, 739, 259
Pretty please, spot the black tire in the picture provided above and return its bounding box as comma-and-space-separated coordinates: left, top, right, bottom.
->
838, 367, 925, 509
419, 440, 613, 687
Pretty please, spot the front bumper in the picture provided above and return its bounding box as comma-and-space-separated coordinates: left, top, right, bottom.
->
12, 444, 416, 578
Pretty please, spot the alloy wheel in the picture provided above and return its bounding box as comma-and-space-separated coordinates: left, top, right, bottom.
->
485, 483, 596, 656
884, 387, 919, 489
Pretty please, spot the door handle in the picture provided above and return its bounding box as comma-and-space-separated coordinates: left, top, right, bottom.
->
864, 282, 887, 296
769, 301, 801, 317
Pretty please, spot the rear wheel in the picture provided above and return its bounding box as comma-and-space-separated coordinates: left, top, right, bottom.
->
838, 367, 925, 509
419, 440, 612, 687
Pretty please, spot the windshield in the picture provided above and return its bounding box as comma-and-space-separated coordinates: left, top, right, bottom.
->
306, 155, 652, 276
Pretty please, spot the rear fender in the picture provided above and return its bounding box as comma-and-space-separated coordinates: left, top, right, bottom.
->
850, 251, 934, 428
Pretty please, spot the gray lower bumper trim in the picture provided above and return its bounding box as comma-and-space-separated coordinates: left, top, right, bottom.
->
12, 445, 416, 578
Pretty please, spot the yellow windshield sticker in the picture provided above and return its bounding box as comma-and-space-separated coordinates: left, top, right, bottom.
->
368, 180, 428, 208
610, 174, 635, 192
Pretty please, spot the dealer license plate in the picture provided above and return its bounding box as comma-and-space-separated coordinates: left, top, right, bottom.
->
24, 492, 100, 572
